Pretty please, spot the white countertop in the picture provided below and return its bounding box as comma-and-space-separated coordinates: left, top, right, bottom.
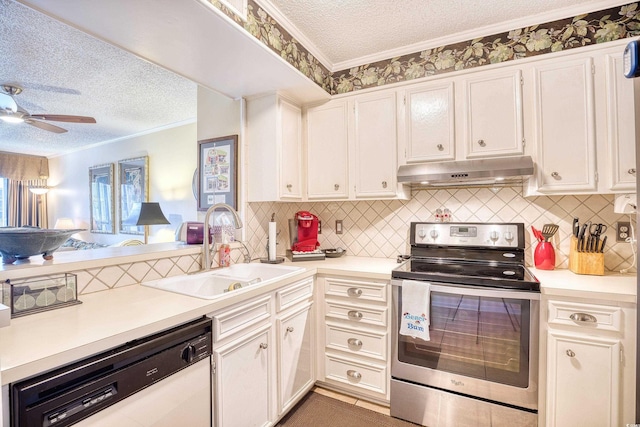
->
0, 255, 635, 386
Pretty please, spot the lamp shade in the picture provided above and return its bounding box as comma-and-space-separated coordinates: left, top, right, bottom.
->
54, 218, 75, 229
135, 202, 170, 226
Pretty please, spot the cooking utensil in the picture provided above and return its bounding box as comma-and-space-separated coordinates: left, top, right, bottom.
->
600, 236, 607, 253
572, 218, 580, 238
541, 224, 559, 242
531, 226, 544, 242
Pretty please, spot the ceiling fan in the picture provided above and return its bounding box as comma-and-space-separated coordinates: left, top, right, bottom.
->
0, 84, 96, 133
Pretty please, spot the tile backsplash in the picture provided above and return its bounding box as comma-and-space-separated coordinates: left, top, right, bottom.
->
246, 186, 637, 273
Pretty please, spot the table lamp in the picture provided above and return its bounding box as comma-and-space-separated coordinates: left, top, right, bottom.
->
136, 202, 170, 244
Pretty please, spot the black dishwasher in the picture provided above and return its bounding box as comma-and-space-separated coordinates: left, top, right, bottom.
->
11, 317, 212, 427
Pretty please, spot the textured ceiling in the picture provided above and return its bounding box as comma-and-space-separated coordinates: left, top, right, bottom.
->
0, 0, 197, 158
267, 0, 622, 67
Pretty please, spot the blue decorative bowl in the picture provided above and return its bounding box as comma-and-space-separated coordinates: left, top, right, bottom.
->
0, 227, 85, 264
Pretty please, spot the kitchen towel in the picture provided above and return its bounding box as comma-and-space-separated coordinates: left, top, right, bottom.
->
399, 280, 431, 341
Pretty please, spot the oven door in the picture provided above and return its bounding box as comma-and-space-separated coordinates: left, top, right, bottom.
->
391, 279, 539, 411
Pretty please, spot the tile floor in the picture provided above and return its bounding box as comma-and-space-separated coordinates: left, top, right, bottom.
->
311, 386, 391, 417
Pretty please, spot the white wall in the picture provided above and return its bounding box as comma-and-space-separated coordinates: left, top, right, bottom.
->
48, 123, 198, 245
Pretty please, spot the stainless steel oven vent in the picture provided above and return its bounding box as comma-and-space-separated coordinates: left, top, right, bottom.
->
397, 156, 534, 188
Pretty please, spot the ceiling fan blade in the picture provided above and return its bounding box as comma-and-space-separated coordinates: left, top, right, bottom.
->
0, 93, 17, 113
28, 114, 96, 123
25, 119, 68, 133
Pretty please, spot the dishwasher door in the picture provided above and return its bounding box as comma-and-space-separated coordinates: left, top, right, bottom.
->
74, 357, 211, 427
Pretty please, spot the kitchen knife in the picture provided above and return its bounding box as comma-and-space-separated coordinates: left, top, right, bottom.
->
600, 236, 607, 253
578, 223, 588, 241
572, 218, 580, 238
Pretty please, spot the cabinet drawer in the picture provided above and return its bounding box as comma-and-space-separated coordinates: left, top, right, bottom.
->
324, 353, 387, 395
276, 277, 313, 312
325, 322, 387, 361
210, 295, 271, 342
324, 277, 388, 303
325, 300, 388, 327
548, 300, 622, 333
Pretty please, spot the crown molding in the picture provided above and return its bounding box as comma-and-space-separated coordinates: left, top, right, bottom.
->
329, 0, 631, 71
255, 0, 334, 70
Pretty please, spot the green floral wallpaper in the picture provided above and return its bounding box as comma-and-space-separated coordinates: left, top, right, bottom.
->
210, 1, 640, 95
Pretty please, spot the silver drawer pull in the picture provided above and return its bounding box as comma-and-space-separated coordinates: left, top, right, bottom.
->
346, 370, 362, 380
477, 139, 486, 147
347, 338, 363, 347
286, 326, 294, 333
566, 349, 576, 358
437, 144, 444, 151
286, 184, 292, 191
347, 287, 362, 297
551, 171, 560, 179
334, 184, 340, 191
382, 181, 388, 189
259, 343, 268, 350
629, 168, 636, 175
569, 312, 597, 323
347, 310, 363, 319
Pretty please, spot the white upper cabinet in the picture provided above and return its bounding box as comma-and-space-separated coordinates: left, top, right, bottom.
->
353, 91, 399, 198
462, 69, 524, 158
306, 100, 350, 199
305, 91, 408, 201
247, 93, 303, 202
531, 57, 597, 193
402, 81, 456, 162
604, 50, 637, 192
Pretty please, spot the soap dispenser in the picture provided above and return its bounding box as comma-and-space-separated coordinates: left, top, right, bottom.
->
219, 235, 231, 267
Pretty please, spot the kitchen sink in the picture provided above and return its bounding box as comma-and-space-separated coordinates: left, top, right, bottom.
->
142, 263, 305, 299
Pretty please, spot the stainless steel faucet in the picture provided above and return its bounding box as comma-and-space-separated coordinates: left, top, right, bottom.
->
202, 203, 243, 271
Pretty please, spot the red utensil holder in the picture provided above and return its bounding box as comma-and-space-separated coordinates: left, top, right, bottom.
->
534, 241, 555, 270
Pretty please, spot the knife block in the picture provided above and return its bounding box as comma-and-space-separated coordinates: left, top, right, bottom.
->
569, 236, 604, 276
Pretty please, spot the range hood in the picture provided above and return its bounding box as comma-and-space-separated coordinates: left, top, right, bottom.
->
397, 156, 534, 188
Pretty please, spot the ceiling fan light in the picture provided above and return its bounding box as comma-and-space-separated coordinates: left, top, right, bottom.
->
0, 114, 24, 124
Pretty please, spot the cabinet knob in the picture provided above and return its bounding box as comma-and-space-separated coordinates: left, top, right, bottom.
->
334, 184, 340, 191
382, 181, 388, 189
551, 171, 560, 179
346, 369, 362, 380
347, 310, 363, 319
566, 349, 576, 358
286, 184, 292, 191
437, 144, 444, 151
477, 139, 486, 147
286, 326, 294, 333
629, 168, 636, 175
259, 343, 268, 350
347, 287, 362, 297
347, 338, 363, 347
569, 312, 597, 323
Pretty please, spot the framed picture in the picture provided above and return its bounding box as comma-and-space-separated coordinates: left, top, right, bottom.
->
197, 135, 238, 211
118, 156, 149, 235
89, 163, 115, 234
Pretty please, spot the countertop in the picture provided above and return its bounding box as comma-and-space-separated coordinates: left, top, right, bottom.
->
0, 255, 636, 387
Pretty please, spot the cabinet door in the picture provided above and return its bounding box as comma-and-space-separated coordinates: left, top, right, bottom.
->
533, 58, 597, 192
403, 81, 455, 162
353, 92, 398, 198
213, 325, 273, 427
605, 53, 637, 191
546, 331, 620, 427
464, 69, 524, 158
277, 302, 314, 415
306, 101, 349, 199
279, 98, 303, 199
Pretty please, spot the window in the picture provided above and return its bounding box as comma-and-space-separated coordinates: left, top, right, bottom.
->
0, 178, 7, 226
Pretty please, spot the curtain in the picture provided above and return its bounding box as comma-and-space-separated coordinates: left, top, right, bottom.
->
7, 179, 48, 228
0, 151, 49, 181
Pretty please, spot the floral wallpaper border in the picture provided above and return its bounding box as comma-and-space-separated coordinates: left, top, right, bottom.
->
210, 1, 640, 95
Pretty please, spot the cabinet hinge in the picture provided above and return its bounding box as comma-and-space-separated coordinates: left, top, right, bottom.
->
403, 95, 406, 106
522, 138, 526, 148
592, 63, 596, 74
212, 361, 216, 374
520, 76, 524, 86
595, 171, 599, 183
620, 347, 624, 364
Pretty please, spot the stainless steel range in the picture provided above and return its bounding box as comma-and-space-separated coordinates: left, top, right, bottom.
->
390, 222, 540, 427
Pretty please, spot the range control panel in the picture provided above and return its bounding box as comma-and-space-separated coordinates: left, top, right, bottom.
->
410, 222, 524, 248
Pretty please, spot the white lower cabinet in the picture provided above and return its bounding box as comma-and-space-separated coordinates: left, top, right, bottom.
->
542, 297, 636, 427
213, 325, 273, 427
317, 276, 390, 403
210, 277, 315, 426
277, 301, 314, 415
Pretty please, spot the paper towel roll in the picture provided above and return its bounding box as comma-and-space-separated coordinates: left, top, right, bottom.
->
268, 221, 277, 261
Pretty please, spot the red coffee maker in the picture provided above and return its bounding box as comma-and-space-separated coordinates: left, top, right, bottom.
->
290, 211, 320, 252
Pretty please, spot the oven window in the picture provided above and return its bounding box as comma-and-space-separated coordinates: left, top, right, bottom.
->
398, 290, 531, 388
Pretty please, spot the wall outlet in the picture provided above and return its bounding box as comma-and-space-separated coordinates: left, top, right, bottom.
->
617, 221, 631, 242
318, 220, 322, 234
335, 220, 343, 234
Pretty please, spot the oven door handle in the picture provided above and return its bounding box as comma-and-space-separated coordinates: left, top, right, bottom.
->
391, 279, 540, 301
